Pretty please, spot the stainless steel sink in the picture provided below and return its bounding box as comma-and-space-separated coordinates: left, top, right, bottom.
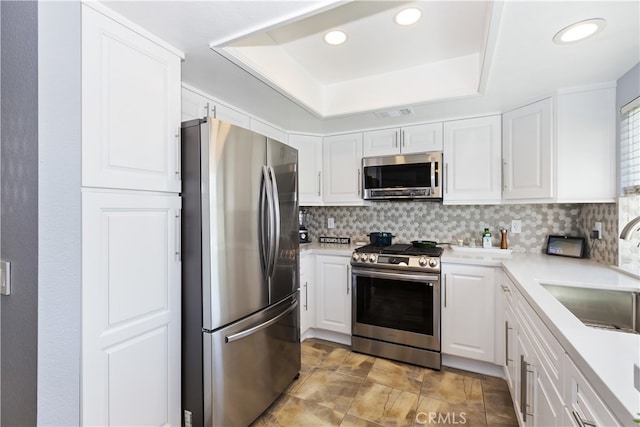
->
541, 283, 639, 334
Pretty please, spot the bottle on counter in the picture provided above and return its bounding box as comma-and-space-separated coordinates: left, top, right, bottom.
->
500, 229, 508, 249
482, 228, 492, 248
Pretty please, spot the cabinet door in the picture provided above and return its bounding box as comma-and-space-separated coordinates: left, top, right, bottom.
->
362, 128, 399, 157
181, 87, 209, 121
315, 255, 351, 335
402, 122, 443, 153
441, 264, 495, 362
556, 86, 616, 202
82, 190, 181, 427
443, 116, 502, 204
290, 134, 323, 205
299, 255, 315, 336
502, 98, 553, 200
534, 363, 564, 427
323, 133, 364, 204
82, 6, 181, 193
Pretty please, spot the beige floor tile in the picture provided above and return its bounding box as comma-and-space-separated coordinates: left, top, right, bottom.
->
290, 369, 363, 413
421, 370, 484, 412
482, 380, 517, 421
341, 414, 387, 427
485, 412, 519, 426
320, 347, 352, 370
366, 358, 425, 394
348, 380, 419, 427
263, 394, 345, 427
335, 352, 376, 380
414, 396, 486, 427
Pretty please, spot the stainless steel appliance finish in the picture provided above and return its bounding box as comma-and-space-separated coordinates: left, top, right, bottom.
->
181, 118, 300, 427
362, 152, 442, 200
351, 243, 442, 369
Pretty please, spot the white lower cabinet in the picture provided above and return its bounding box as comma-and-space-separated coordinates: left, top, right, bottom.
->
441, 264, 495, 362
82, 190, 181, 426
502, 272, 623, 427
299, 254, 315, 337
315, 255, 352, 335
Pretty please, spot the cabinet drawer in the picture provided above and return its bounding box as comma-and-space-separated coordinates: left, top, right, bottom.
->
517, 296, 564, 384
564, 355, 621, 427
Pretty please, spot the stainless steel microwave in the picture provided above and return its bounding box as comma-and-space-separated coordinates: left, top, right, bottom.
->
362, 152, 442, 200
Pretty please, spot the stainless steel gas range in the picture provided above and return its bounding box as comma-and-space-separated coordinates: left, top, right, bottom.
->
350, 243, 443, 370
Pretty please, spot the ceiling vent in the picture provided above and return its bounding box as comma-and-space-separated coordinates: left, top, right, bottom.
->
375, 107, 415, 119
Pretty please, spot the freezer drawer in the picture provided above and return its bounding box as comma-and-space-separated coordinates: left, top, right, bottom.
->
203, 294, 300, 427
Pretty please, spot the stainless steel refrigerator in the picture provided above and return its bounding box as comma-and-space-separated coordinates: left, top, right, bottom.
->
181, 118, 300, 427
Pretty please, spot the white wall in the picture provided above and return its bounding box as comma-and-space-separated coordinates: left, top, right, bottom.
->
37, 1, 82, 425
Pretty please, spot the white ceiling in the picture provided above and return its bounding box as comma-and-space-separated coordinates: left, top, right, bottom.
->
103, 0, 639, 134
219, 1, 492, 118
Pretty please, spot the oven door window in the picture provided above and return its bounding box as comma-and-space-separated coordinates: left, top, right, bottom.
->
363, 162, 436, 190
355, 275, 434, 335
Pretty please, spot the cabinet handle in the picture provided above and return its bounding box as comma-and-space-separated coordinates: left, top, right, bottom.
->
401, 130, 405, 148
395, 131, 399, 148
572, 410, 597, 427
520, 355, 528, 421
175, 128, 182, 180
205, 102, 210, 118
304, 282, 308, 311
357, 169, 361, 197
505, 321, 512, 366
175, 209, 182, 261
317, 171, 322, 196
445, 163, 449, 194
346, 265, 350, 295
443, 275, 447, 308
501, 284, 511, 293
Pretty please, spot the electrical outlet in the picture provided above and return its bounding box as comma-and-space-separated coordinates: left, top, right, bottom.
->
328, 217, 335, 229
511, 220, 522, 234
593, 221, 602, 240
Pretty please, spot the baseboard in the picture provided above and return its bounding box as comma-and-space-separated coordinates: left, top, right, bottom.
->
301, 328, 351, 346
442, 354, 505, 378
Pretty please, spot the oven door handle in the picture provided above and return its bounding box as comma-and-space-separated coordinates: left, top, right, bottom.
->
351, 267, 439, 283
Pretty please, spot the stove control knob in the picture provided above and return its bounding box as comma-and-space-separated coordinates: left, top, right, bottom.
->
352, 253, 360, 262
369, 254, 377, 263
419, 256, 428, 267
428, 258, 439, 268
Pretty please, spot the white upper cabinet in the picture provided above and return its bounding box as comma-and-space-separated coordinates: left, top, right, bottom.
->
556, 84, 616, 203
181, 85, 251, 129
289, 134, 323, 205
502, 98, 554, 201
251, 118, 288, 144
82, 6, 182, 193
443, 115, 502, 204
322, 132, 364, 204
363, 123, 443, 157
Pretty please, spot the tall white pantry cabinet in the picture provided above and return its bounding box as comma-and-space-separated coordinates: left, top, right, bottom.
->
81, 4, 183, 426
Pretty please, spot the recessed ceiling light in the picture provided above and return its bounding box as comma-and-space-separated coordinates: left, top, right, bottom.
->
324, 30, 347, 46
395, 8, 422, 26
553, 18, 606, 44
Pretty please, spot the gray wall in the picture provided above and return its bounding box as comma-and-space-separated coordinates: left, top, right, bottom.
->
37, 2, 82, 425
1, 2, 39, 426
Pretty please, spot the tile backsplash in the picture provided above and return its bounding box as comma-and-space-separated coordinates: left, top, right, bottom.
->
303, 202, 618, 263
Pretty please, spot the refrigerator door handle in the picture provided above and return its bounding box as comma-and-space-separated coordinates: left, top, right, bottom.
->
225, 297, 298, 343
258, 166, 272, 276
268, 166, 281, 279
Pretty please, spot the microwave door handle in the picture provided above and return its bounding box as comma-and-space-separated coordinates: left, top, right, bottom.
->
430, 160, 436, 196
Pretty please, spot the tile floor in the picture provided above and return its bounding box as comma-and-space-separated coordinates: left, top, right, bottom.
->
252, 339, 518, 427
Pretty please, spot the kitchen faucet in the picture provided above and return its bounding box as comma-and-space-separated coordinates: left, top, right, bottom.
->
619, 215, 640, 239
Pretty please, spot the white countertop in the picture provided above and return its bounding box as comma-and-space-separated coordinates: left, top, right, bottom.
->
303, 243, 640, 423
